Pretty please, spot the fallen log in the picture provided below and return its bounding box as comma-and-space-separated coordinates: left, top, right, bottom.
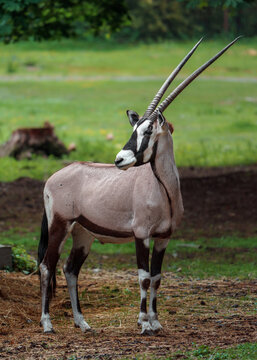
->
0, 122, 70, 159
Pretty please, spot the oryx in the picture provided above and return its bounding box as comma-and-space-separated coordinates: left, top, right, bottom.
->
38, 37, 240, 335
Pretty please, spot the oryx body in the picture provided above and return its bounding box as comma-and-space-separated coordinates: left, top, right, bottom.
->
38, 37, 240, 335
40, 115, 182, 334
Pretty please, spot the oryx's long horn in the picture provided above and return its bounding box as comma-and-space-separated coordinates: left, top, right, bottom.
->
143, 37, 204, 118
150, 36, 242, 119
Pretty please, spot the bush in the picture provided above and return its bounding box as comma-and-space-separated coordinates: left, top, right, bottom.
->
12, 245, 37, 274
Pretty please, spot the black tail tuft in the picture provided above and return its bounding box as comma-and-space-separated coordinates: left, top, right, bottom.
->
38, 210, 56, 297
38, 210, 49, 265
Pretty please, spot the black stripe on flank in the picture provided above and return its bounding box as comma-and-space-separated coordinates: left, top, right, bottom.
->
75, 215, 133, 238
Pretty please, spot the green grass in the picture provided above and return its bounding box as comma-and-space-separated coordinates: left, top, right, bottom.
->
157, 343, 257, 360
0, 38, 256, 78
0, 78, 256, 181
187, 343, 257, 360
124, 343, 257, 359
1, 229, 256, 279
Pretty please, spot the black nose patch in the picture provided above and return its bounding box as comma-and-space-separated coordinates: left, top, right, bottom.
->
115, 158, 124, 166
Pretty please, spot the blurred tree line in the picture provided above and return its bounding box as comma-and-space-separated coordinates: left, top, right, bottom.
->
120, 0, 257, 41
0, 0, 256, 43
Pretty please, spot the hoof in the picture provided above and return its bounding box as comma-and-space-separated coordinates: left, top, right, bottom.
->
44, 329, 55, 334
141, 329, 154, 336
150, 319, 163, 333
74, 321, 91, 333
152, 327, 162, 335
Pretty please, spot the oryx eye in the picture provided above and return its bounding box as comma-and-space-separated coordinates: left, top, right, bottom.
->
144, 129, 151, 136
143, 124, 153, 136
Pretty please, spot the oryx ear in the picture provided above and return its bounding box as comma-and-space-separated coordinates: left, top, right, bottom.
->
127, 110, 139, 127
157, 111, 166, 127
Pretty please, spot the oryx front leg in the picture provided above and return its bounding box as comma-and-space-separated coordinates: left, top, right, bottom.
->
149, 238, 169, 333
63, 223, 94, 332
135, 238, 152, 335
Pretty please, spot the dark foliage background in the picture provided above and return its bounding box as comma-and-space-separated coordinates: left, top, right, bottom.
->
0, 0, 256, 43
119, 0, 257, 42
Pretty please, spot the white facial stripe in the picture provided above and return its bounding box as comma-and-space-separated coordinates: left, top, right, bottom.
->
136, 120, 152, 151
136, 133, 143, 152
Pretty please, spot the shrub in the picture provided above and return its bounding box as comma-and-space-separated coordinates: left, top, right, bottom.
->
11, 245, 37, 274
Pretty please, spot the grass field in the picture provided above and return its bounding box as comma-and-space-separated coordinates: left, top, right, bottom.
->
1, 229, 257, 280
0, 37, 256, 78
0, 38, 256, 181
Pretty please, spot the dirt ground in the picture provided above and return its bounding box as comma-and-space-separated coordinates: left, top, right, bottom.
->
0, 164, 256, 237
0, 165, 257, 359
0, 271, 256, 359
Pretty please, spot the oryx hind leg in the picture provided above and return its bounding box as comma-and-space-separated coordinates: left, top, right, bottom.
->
63, 222, 94, 332
149, 238, 169, 333
135, 238, 153, 335
40, 213, 69, 333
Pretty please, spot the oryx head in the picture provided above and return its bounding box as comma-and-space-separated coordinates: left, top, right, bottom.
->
114, 110, 168, 170
115, 37, 241, 170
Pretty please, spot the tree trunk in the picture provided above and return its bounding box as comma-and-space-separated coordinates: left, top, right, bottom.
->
0, 122, 69, 159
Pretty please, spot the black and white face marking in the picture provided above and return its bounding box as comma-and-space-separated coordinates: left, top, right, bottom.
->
115, 110, 165, 170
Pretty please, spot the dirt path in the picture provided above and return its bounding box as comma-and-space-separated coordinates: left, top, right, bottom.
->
0, 75, 256, 83
0, 165, 256, 238
0, 271, 256, 359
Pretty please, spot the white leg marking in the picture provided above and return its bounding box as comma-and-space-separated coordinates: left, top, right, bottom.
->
143, 238, 150, 248
141, 320, 153, 335
39, 263, 54, 333
63, 223, 94, 332
149, 273, 162, 332
64, 271, 91, 332
138, 269, 150, 304
138, 269, 153, 334
40, 313, 54, 333
138, 311, 148, 325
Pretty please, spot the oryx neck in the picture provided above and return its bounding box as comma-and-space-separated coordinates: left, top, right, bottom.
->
150, 131, 178, 213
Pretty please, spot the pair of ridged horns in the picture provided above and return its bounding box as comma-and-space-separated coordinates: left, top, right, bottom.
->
144, 36, 242, 120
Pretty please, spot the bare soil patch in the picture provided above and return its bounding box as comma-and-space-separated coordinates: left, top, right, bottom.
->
0, 164, 256, 238
0, 271, 256, 359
